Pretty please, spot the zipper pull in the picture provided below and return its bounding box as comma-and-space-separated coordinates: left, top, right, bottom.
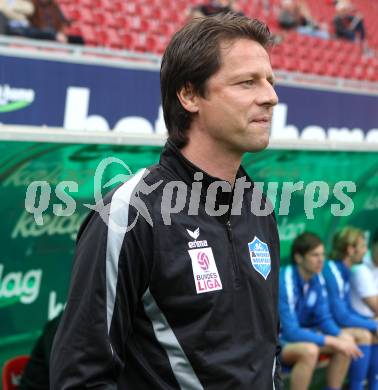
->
226, 220, 232, 241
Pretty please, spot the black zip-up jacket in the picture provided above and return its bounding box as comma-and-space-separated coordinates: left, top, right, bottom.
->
50, 141, 282, 389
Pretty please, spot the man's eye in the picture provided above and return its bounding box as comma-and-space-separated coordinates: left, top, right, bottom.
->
242, 80, 254, 86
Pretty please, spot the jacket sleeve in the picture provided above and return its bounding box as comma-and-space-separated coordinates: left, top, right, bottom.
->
50, 193, 152, 389
322, 263, 378, 332
274, 322, 283, 389
279, 268, 325, 346
315, 275, 341, 336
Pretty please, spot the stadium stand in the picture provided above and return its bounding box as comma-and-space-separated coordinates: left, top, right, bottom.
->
54, 0, 377, 82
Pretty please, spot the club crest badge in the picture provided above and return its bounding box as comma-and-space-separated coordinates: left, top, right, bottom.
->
248, 237, 271, 280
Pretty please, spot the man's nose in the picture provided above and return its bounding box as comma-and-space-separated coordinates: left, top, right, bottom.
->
256, 81, 279, 106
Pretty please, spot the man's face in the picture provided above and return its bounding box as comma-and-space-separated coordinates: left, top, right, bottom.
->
349, 236, 367, 264
194, 38, 278, 156
297, 244, 325, 276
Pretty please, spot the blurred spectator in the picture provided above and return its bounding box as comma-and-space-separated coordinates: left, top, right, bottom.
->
278, 0, 329, 38
333, 0, 365, 42
28, 0, 83, 44
189, 0, 243, 19
322, 227, 378, 390
19, 313, 62, 390
350, 229, 378, 318
0, 0, 34, 35
278, 0, 314, 29
280, 232, 360, 390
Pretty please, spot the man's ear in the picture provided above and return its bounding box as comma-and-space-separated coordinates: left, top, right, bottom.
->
293, 253, 302, 266
177, 83, 199, 113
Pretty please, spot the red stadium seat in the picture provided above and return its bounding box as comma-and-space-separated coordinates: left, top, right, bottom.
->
352, 66, 367, 80
312, 61, 327, 76
98, 28, 122, 49
157, 22, 177, 37
145, 35, 166, 54
365, 65, 378, 81
122, 32, 137, 51
2, 355, 30, 390
324, 63, 341, 77
282, 57, 297, 72
338, 64, 354, 79
69, 6, 94, 25
80, 24, 98, 46
93, 11, 121, 29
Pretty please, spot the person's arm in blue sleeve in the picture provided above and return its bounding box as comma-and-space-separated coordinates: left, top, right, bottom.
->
279, 268, 325, 346
322, 263, 378, 332
316, 275, 341, 336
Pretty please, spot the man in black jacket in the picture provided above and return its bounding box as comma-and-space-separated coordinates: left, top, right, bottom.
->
50, 12, 280, 389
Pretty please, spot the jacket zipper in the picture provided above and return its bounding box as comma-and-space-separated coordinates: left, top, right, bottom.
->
226, 220, 240, 285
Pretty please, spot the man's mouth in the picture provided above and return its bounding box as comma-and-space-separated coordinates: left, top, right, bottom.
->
251, 116, 270, 123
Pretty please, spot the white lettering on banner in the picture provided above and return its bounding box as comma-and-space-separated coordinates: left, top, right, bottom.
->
0, 84, 35, 106
271, 103, 300, 139
48, 291, 65, 320
11, 210, 86, 241
3, 165, 62, 188
271, 103, 377, 141
63, 87, 376, 140
0, 264, 42, 304
63, 87, 167, 134
278, 217, 306, 241
188, 247, 222, 294
3, 163, 92, 188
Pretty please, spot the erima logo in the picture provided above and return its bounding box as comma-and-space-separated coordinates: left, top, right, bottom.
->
0, 84, 35, 113
187, 227, 208, 249
187, 227, 200, 240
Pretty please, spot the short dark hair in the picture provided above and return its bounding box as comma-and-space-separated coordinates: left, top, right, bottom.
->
160, 13, 273, 148
291, 232, 323, 264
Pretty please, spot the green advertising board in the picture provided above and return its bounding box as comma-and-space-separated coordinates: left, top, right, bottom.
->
0, 139, 377, 383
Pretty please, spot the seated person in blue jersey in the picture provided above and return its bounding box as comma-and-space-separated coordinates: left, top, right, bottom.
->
323, 227, 378, 390
280, 232, 361, 390
350, 228, 378, 319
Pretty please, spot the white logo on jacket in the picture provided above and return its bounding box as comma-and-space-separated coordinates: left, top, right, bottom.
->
186, 227, 208, 249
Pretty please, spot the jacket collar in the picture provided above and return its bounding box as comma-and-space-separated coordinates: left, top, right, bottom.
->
159, 140, 253, 212
293, 264, 317, 292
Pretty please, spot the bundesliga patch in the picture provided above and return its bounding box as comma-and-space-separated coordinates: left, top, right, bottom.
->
248, 237, 271, 280
188, 247, 223, 294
